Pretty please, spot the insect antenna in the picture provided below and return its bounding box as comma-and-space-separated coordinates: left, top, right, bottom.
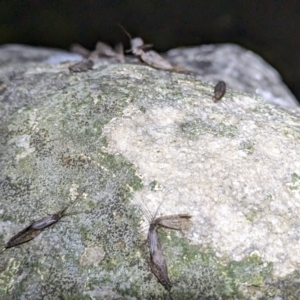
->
130, 195, 153, 225
60, 195, 82, 216
117, 23, 132, 40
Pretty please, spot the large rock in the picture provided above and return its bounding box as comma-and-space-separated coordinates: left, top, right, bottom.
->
0, 44, 300, 299
165, 44, 299, 108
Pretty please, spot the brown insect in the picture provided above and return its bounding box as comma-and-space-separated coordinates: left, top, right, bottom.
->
154, 214, 193, 231
1, 223, 43, 252
147, 214, 191, 295
213, 80, 226, 102
30, 199, 78, 230
118, 24, 173, 71
69, 59, 94, 72
70, 43, 91, 58
148, 223, 172, 293
133, 192, 192, 296
0, 199, 78, 253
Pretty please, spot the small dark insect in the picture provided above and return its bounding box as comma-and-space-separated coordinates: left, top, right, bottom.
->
69, 59, 94, 72
0, 199, 78, 253
213, 80, 226, 102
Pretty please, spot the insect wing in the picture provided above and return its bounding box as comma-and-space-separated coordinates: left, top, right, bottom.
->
31, 215, 58, 230
114, 43, 125, 63
70, 43, 91, 58
155, 214, 193, 230
95, 41, 117, 57
6, 223, 42, 248
69, 59, 94, 72
149, 248, 172, 291
141, 50, 173, 70
148, 224, 160, 256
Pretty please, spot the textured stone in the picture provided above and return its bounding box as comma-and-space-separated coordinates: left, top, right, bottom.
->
0, 44, 300, 299
166, 44, 299, 108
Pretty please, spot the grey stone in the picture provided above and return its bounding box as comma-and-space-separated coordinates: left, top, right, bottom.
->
165, 44, 299, 108
0, 44, 300, 299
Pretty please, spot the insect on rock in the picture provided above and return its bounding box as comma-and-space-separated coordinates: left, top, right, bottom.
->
0, 198, 79, 253
118, 24, 173, 71
213, 80, 226, 102
133, 191, 192, 297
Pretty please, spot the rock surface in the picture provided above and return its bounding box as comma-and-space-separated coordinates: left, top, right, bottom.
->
0, 44, 300, 299
165, 44, 299, 108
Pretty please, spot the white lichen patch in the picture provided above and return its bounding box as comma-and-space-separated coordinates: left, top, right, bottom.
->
8, 134, 35, 161
102, 92, 300, 278
80, 245, 105, 266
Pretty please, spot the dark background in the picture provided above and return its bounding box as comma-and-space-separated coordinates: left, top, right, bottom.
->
1, 0, 299, 103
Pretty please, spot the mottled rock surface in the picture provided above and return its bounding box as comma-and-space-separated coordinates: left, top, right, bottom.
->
0, 44, 300, 299
165, 44, 299, 108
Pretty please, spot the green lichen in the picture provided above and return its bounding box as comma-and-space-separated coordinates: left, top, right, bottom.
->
181, 118, 238, 139
139, 106, 146, 113
244, 210, 256, 222
0, 62, 298, 299
268, 270, 300, 299
286, 173, 300, 191
0, 259, 22, 295
149, 180, 163, 191
239, 140, 256, 154
226, 254, 273, 287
